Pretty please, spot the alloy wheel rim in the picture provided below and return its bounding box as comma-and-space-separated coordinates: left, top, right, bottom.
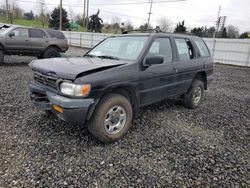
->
194, 86, 202, 103
104, 105, 127, 135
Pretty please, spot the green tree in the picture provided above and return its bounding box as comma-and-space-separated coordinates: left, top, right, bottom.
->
221, 28, 228, 38
174, 21, 186, 33
88, 9, 103, 33
239, 32, 250, 38
49, 7, 70, 30
138, 23, 152, 31
191, 27, 204, 37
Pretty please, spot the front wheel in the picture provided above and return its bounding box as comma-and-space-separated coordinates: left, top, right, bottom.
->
182, 79, 204, 109
88, 94, 133, 143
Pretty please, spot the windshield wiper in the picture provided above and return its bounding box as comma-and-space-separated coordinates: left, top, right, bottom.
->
97, 55, 120, 60
84, 54, 97, 58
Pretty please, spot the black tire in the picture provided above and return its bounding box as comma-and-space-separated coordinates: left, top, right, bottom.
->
42, 47, 60, 59
88, 94, 133, 143
182, 79, 204, 109
0, 50, 4, 65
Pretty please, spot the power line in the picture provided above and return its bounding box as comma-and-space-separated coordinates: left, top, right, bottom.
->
90, 0, 186, 6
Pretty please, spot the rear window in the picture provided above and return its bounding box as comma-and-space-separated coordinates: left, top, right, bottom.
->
46, 30, 65, 39
194, 39, 210, 57
175, 38, 192, 61
30, 29, 47, 38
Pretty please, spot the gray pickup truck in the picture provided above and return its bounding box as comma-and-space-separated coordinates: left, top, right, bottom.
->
0, 25, 69, 64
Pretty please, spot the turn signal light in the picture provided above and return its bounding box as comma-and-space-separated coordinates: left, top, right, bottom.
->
53, 105, 63, 113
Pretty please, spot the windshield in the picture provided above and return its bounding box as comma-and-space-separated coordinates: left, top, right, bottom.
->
86, 36, 149, 61
0, 27, 13, 35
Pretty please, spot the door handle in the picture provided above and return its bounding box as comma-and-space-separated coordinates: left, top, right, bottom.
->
173, 66, 178, 72
45, 41, 49, 43
25, 39, 29, 42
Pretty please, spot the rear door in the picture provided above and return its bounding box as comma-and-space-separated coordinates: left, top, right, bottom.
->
173, 37, 203, 94
29, 28, 49, 53
5, 27, 30, 53
138, 37, 178, 106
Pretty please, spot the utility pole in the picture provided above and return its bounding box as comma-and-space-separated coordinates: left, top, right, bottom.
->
147, 0, 153, 29
213, 5, 221, 38
5, 0, 9, 20
83, 0, 86, 29
59, 0, 62, 30
86, 0, 89, 31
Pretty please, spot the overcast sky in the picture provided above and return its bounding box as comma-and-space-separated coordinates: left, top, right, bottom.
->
11, 0, 250, 32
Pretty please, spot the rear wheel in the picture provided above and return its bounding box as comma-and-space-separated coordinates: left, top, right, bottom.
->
0, 50, 4, 65
182, 79, 204, 109
88, 94, 133, 143
43, 47, 60, 59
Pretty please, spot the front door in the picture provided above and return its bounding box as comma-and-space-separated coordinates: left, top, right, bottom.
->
5, 27, 31, 53
138, 37, 177, 106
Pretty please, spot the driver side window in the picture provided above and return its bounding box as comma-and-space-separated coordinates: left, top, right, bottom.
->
147, 38, 173, 63
12, 28, 29, 37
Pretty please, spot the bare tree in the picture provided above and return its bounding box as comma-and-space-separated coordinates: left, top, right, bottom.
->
13, 5, 24, 19
157, 17, 172, 32
227, 25, 240, 38
37, 0, 48, 28
111, 17, 121, 25
68, 6, 74, 22
123, 20, 133, 31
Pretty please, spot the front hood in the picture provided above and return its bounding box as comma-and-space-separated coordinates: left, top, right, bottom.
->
29, 57, 127, 80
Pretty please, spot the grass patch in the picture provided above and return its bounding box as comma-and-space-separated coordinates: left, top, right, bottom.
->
0, 17, 48, 28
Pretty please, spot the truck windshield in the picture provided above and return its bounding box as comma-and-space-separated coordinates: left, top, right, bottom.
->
86, 36, 148, 61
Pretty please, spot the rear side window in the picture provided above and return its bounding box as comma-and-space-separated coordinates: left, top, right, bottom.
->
12, 28, 29, 37
175, 38, 194, 61
46, 30, 65, 39
30, 29, 47, 38
194, 39, 210, 57
148, 38, 172, 63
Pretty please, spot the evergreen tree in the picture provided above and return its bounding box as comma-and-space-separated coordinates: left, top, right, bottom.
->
49, 7, 70, 30
239, 32, 250, 39
174, 21, 186, 33
88, 10, 103, 33
221, 28, 228, 38
191, 27, 204, 37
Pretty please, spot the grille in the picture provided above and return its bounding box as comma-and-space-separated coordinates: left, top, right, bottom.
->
34, 72, 57, 89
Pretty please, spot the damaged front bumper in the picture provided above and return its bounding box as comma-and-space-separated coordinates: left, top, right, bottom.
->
30, 83, 94, 125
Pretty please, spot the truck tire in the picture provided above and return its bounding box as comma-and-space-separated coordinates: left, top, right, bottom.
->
0, 50, 4, 65
88, 94, 133, 143
182, 79, 204, 109
43, 47, 60, 59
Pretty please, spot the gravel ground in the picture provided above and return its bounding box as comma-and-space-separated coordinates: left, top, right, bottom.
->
0, 52, 250, 187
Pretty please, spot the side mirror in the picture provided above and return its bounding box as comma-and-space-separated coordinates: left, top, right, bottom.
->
8, 31, 15, 38
143, 55, 164, 66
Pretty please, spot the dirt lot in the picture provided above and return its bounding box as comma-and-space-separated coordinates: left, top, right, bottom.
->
0, 53, 249, 187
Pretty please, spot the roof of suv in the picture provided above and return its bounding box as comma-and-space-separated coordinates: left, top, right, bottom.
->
114, 32, 200, 40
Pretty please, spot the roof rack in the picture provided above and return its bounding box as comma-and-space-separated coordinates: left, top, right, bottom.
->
122, 26, 162, 34
122, 26, 193, 37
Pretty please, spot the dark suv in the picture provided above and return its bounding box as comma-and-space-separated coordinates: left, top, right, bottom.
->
29, 31, 213, 143
0, 26, 69, 64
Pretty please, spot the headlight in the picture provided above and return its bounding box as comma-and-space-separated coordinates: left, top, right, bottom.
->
60, 82, 91, 97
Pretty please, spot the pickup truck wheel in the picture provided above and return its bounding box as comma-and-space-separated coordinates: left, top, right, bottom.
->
88, 94, 133, 143
182, 79, 204, 109
0, 50, 4, 65
43, 47, 60, 59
